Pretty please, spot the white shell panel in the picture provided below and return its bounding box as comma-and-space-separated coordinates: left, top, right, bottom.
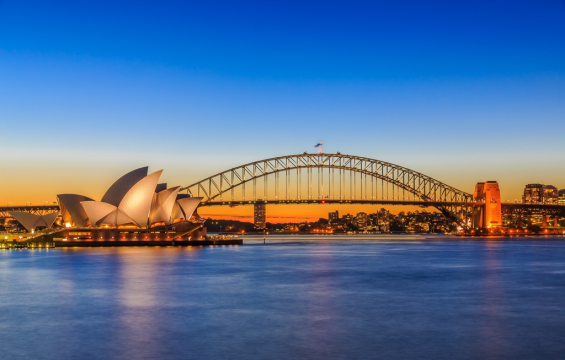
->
81, 201, 118, 226
101, 167, 148, 206
176, 197, 204, 221
118, 170, 163, 227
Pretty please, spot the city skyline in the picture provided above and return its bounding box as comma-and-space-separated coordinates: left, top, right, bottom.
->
4, 156, 565, 223
1, 0, 564, 221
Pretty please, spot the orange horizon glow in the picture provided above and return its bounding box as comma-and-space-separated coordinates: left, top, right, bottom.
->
198, 204, 431, 223
2, 159, 563, 225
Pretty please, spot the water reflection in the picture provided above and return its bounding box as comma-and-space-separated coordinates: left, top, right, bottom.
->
479, 242, 508, 359
115, 248, 191, 359
301, 243, 338, 358
1, 238, 565, 359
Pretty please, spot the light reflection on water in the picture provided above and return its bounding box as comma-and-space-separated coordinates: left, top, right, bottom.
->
1, 236, 565, 359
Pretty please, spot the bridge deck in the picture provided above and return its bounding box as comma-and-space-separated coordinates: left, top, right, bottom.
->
198, 199, 479, 207
2, 202, 565, 217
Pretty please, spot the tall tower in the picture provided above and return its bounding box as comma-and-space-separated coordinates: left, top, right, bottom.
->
254, 201, 266, 229
472, 181, 501, 228
472, 183, 485, 228
484, 181, 501, 228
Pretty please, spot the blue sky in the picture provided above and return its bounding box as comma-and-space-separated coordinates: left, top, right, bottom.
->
1, 0, 564, 205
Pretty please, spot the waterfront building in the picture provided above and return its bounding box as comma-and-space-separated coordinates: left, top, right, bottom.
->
328, 211, 339, 223
8, 167, 204, 234
522, 184, 559, 204
542, 185, 559, 204
254, 201, 266, 229
57, 167, 202, 229
342, 214, 353, 225
559, 189, 565, 205
355, 212, 368, 229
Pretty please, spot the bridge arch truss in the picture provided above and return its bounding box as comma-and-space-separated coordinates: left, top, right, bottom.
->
181, 153, 473, 213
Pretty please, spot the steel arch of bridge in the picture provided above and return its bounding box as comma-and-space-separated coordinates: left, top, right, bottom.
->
180, 153, 474, 206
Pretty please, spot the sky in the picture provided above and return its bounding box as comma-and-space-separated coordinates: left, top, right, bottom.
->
1, 0, 564, 221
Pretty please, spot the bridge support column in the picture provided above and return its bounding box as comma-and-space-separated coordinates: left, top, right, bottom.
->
542, 215, 548, 228
555, 216, 560, 228
473, 181, 501, 228
517, 215, 523, 228
472, 205, 484, 229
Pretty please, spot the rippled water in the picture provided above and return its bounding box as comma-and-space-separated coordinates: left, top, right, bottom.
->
2, 235, 565, 359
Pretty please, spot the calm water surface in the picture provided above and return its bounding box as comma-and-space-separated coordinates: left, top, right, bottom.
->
2, 235, 565, 359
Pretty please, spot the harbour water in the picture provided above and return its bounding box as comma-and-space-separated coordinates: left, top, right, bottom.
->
2, 235, 565, 359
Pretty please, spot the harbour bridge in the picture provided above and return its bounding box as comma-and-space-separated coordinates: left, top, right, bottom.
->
180, 153, 476, 227
2, 153, 564, 229
177, 153, 564, 228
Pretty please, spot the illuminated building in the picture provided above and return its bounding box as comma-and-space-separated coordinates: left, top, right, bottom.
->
328, 211, 339, 223
523, 184, 559, 204
254, 201, 266, 229
523, 184, 542, 203
8, 167, 207, 246
473, 181, 501, 228
559, 189, 565, 205
355, 212, 368, 229
542, 185, 559, 204
57, 167, 203, 229
523, 183, 559, 204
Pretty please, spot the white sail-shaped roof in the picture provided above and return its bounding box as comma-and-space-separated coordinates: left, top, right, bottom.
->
57, 194, 94, 227
8, 211, 59, 232
101, 167, 148, 206
99, 208, 136, 226
81, 201, 118, 225
176, 197, 203, 221
171, 202, 184, 222
149, 186, 181, 225
80, 169, 162, 228
42, 212, 60, 228
8, 212, 41, 232
118, 170, 163, 227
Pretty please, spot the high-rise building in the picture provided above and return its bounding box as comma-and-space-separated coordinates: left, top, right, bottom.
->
559, 189, 565, 205
328, 211, 339, 223
368, 213, 379, 226
542, 185, 559, 204
523, 184, 543, 203
254, 202, 266, 229
355, 212, 367, 228
523, 184, 559, 204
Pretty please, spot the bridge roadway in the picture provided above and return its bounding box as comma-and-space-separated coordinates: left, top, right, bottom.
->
0, 205, 60, 217
2, 202, 565, 217
198, 199, 477, 207
197, 200, 565, 217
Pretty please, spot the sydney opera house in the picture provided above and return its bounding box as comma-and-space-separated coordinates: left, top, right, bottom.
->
7, 167, 227, 246
57, 167, 202, 230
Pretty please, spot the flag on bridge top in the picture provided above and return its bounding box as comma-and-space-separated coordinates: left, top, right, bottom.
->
314, 142, 323, 147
